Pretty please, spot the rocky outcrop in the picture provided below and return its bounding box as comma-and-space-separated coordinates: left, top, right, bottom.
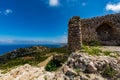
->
0, 52, 120, 80
59, 52, 120, 80
0, 64, 55, 80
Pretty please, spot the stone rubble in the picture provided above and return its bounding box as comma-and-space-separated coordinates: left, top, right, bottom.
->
58, 52, 120, 80
0, 52, 120, 80
0, 64, 55, 80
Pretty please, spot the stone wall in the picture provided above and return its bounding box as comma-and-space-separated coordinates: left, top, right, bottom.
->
68, 13, 120, 52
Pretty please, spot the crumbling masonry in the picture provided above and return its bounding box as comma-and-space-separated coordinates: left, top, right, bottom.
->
68, 13, 120, 52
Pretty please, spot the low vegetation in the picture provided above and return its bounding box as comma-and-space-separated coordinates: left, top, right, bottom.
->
82, 45, 102, 55
45, 54, 67, 71
103, 51, 111, 56
0, 46, 69, 73
83, 41, 101, 46
82, 45, 118, 58
102, 66, 117, 78
45, 59, 62, 71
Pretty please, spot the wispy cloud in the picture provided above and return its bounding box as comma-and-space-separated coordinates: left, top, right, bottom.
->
65, 0, 87, 7
43, 0, 87, 7
0, 9, 13, 15
0, 34, 67, 44
0, 39, 14, 44
0, 39, 67, 44
49, 0, 59, 7
82, 2, 86, 6
106, 2, 120, 13
60, 34, 67, 43
52, 32, 67, 43
4, 9, 13, 15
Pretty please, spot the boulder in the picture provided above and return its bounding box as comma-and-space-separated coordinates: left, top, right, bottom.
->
86, 62, 97, 73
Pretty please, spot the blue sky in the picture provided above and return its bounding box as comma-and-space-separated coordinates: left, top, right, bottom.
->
0, 0, 120, 44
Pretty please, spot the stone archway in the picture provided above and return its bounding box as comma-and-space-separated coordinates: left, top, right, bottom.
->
96, 23, 114, 41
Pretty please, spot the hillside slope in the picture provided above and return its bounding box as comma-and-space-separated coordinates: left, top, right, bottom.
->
0, 51, 120, 80
0, 46, 120, 80
0, 46, 68, 70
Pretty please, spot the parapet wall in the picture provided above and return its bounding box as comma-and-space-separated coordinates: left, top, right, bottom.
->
68, 13, 120, 52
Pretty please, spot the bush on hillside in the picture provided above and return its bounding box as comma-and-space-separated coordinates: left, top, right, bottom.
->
45, 59, 62, 71
102, 66, 117, 78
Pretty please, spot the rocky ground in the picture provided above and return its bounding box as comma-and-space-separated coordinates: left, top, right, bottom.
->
0, 64, 55, 80
0, 46, 120, 80
60, 52, 120, 80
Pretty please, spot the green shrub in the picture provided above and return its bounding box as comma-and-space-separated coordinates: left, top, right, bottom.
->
103, 51, 111, 56
102, 66, 117, 78
45, 59, 62, 71
82, 45, 101, 55
91, 47, 101, 55
89, 41, 101, 46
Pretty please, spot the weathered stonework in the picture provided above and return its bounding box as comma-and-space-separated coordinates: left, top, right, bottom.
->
68, 16, 82, 52
68, 13, 120, 52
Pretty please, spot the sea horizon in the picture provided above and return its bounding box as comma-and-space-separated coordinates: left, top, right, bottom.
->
0, 43, 66, 55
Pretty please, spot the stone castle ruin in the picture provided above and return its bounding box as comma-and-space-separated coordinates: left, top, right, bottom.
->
68, 13, 120, 52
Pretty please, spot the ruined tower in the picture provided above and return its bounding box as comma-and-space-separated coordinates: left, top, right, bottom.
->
68, 16, 82, 52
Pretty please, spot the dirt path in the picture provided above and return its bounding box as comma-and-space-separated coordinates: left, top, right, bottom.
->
38, 56, 53, 67
100, 46, 120, 52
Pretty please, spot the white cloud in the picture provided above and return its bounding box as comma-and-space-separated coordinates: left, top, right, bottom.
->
59, 34, 67, 43
0, 39, 13, 44
82, 2, 86, 6
106, 2, 120, 13
4, 9, 13, 15
42, 0, 87, 8
52, 32, 67, 43
49, 0, 59, 7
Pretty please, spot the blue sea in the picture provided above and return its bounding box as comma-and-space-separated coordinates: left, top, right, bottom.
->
0, 44, 64, 55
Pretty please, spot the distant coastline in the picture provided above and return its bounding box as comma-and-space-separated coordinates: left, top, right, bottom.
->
0, 43, 66, 55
